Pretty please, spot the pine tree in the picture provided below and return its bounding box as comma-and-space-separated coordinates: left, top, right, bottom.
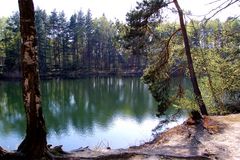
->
17, 0, 47, 158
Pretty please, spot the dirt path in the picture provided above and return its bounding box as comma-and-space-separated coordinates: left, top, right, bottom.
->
61, 113, 240, 160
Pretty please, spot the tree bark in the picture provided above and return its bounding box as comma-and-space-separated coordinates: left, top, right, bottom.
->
173, 0, 208, 115
18, 0, 47, 159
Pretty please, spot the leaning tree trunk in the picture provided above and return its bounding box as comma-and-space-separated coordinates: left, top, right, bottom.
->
173, 0, 208, 115
17, 0, 47, 159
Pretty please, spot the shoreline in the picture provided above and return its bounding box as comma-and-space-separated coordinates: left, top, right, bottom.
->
1, 113, 240, 159
55, 113, 240, 160
0, 71, 143, 81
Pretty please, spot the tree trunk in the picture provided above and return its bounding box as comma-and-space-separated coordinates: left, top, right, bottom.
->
18, 0, 47, 159
173, 0, 208, 115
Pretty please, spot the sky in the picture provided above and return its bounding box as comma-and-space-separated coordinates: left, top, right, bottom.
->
0, 0, 239, 22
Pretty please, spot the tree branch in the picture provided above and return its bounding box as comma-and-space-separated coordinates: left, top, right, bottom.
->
204, 0, 240, 24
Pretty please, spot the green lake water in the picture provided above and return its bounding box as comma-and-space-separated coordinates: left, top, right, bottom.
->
0, 78, 186, 151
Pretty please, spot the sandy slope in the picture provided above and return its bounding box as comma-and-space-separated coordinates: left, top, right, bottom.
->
57, 114, 240, 160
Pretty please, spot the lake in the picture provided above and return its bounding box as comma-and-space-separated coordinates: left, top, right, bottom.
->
0, 78, 186, 151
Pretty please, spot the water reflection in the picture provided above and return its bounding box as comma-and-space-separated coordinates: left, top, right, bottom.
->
0, 78, 162, 150
42, 78, 156, 134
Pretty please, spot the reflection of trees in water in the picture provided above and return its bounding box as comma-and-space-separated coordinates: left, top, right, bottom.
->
42, 78, 156, 135
0, 78, 157, 136
0, 82, 26, 136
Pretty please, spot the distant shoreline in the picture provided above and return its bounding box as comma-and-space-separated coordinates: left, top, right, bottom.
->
0, 70, 143, 81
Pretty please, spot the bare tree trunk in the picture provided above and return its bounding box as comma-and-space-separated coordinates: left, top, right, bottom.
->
173, 0, 208, 115
18, 0, 47, 159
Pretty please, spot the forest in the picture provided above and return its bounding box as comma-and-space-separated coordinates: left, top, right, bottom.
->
0, 9, 147, 78
0, 0, 240, 159
0, 7, 239, 81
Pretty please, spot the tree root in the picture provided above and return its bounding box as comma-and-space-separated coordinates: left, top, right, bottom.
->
1, 145, 212, 160
87, 151, 211, 160
0, 145, 69, 160
45, 149, 212, 160
0, 147, 24, 160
